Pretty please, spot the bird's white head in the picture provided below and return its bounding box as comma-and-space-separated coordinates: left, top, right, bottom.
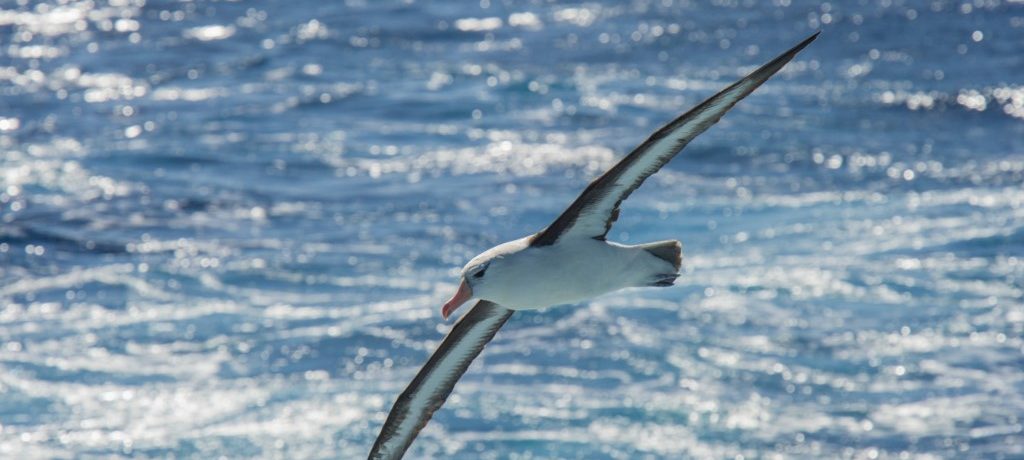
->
440, 237, 530, 319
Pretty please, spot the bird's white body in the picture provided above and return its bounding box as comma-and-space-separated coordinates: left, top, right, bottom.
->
466, 237, 677, 309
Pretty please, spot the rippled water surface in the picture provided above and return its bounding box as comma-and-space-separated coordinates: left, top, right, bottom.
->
2, 1, 1023, 458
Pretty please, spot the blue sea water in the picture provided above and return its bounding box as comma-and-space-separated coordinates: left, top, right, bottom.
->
2, 0, 1023, 458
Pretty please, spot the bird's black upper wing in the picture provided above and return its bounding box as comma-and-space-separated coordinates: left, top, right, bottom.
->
368, 301, 514, 460
531, 32, 819, 247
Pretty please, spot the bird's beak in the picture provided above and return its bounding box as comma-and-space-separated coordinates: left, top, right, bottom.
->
441, 279, 473, 320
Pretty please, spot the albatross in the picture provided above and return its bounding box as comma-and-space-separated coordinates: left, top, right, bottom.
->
369, 32, 819, 459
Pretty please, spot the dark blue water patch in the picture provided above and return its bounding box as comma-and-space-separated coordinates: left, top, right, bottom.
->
4, 279, 131, 310
0, 387, 63, 426
0, 222, 127, 256
223, 324, 408, 379
936, 226, 1024, 258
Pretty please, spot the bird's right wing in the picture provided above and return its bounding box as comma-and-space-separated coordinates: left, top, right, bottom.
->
369, 300, 514, 460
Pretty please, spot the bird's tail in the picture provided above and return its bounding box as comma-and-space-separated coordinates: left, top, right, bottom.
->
638, 240, 682, 286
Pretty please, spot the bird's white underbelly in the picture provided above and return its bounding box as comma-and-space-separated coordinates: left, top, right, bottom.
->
479, 239, 669, 309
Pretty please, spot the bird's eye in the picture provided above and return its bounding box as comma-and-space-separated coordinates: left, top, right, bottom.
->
472, 263, 488, 278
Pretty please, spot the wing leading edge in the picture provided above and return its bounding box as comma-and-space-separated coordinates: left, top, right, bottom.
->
531, 32, 819, 247
369, 301, 514, 460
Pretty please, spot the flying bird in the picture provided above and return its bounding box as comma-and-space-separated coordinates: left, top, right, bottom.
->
369, 32, 819, 459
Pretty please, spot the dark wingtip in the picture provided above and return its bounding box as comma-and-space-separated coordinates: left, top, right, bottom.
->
798, 30, 821, 51
788, 31, 820, 61
757, 30, 820, 75
724, 30, 818, 102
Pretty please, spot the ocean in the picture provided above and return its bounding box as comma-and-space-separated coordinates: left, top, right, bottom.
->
1, 0, 1022, 458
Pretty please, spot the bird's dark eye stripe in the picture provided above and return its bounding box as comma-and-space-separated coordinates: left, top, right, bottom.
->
473, 264, 488, 278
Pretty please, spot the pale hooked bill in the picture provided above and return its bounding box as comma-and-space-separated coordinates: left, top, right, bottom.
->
369, 32, 819, 460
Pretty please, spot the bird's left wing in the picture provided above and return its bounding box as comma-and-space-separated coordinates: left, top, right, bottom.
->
369, 300, 514, 460
531, 32, 818, 247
